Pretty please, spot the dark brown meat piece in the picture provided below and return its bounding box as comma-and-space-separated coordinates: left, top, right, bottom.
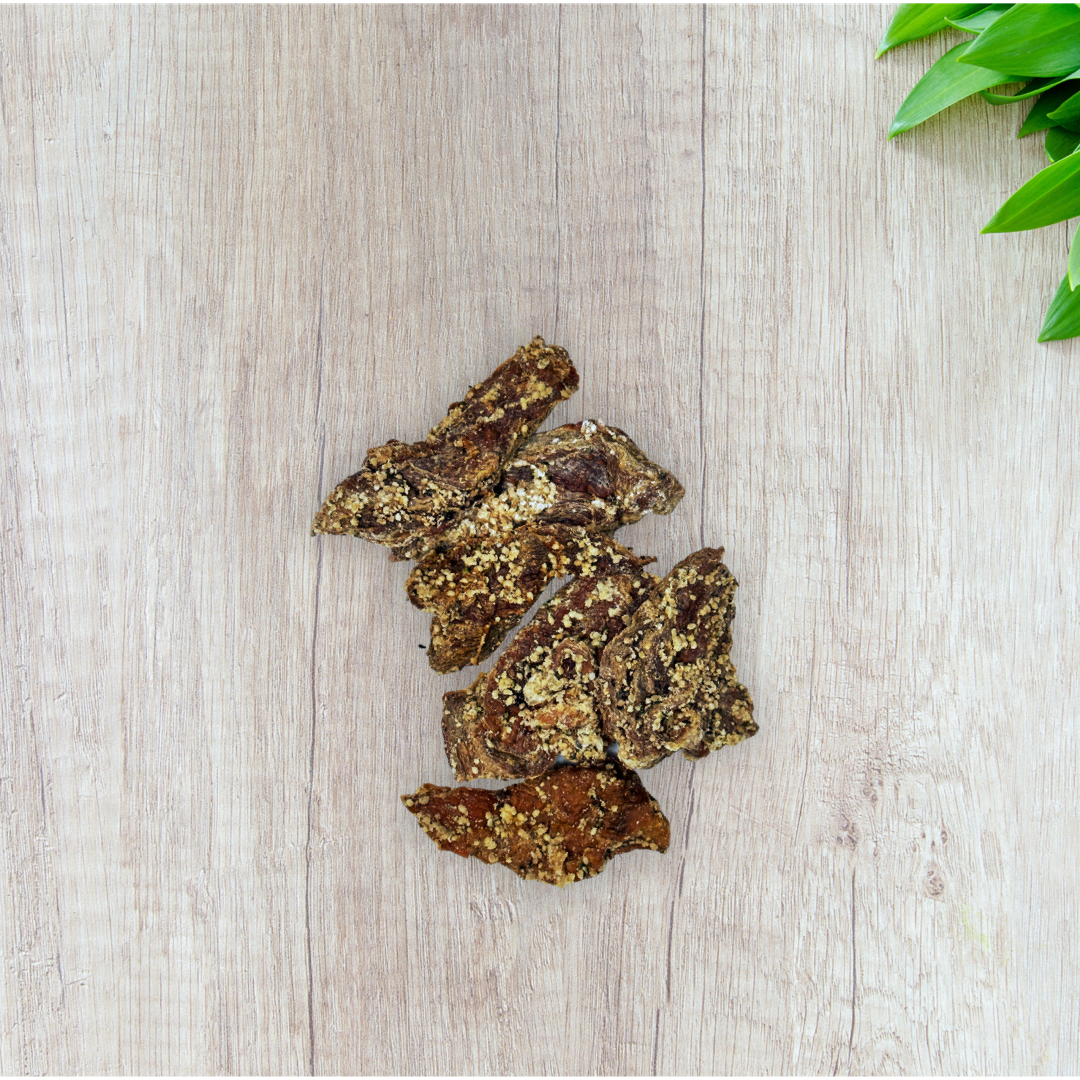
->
427, 420, 685, 554
598, 547, 756, 769
442, 545, 656, 780
311, 337, 578, 559
401, 761, 670, 887
407, 525, 648, 674
406, 422, 684, 671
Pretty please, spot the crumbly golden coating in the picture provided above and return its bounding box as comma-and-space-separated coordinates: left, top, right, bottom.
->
404, 423, 683, 671
401, 761, 670, 887
442, 543, 656, 780
423, 420, 685, 556
598, 547, 756, 769
407, 525, 650, 674
311, 337, 578, 558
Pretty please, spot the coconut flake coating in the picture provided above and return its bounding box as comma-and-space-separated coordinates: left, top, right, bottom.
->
401, 760, 670, 887
311, 337, 578, 558
598, 547, 756, 769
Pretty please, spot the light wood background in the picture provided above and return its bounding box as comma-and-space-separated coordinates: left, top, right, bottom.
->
2, 4, 1078, 1074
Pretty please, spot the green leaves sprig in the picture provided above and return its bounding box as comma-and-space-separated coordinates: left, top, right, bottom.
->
879, 3, 1080, 342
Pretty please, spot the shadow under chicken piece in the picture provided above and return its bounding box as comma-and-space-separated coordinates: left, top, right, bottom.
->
311, 337, 578, 559
401, 760, 670, 887
407, 421, 684, 672
598, 547, 756, 769
442, 539, 656, 780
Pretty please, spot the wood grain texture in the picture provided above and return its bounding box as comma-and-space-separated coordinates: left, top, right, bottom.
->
1, 5, 1077, 1074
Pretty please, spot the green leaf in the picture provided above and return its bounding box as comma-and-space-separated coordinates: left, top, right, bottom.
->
888, 42, 1017, 137
1047, 87, 1080, 125
944, 4, 1012, 32
960, 4, 1080, 76
1038, 273, 1080, 340
1019, 83, 1080, 136
876, 3, 991, 56
1045, 126, 1080, 162
1069, 222, 1080, 288
982, 149, 1080, 231
981, 74, 1079, 104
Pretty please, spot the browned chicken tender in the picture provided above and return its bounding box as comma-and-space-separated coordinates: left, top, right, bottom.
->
599, 547, 756, 769
442, 542, 656, 780
401, 761, 670, 886
311, 337, 578, 558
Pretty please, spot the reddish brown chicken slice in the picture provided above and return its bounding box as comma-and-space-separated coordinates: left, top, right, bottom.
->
426, 420, 685, 554
407, 525, 650, 674
401, 761, 670, 886
406, 422, 684, 672
599, 547, 756, 769
442, 543, 656, 780
311, 337, 578, 559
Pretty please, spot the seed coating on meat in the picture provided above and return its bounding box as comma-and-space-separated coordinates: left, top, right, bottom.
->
598, 547, 756, 769
428, 420, 685, 554
442, 540, 656, 780
401, 761, 670, 887
407, 524, 652, 674
311, 337, 578, 559
405, 422, 684, 671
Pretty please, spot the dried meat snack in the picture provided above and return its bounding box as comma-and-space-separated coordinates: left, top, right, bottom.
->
311, 337, 578, 559
442, 541, 656, 780
599, 547, 756, 769
406, 422, 684, 671
407, 524, 648, 674
401, 760, 670, 886
428, 420, 685, 554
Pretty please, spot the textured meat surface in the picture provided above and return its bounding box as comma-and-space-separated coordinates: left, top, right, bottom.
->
311, 337, 578, 558
426, 420, 684, 555
405, 422, 683, 671
599, 547, 756, 769
407, 525, 649, 674
442, 543, 656, 780
401, 761, 670, 887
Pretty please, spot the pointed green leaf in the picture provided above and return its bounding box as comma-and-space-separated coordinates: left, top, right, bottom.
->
983, 149, 1080, 231
876, 3, 990, 56
1069, 222, 1080, 289
888, 42, 1017, 137
1019, 83, 1080, 136
1044, 126, 1080, 162
981, 74, 1079, 104
944, 4, 1012, 32
960, 4, 1080, 76
1047, 87, 1080, 125
1038, 273, 1080, 341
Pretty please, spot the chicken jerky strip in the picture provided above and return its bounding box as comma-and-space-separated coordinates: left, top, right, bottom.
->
599, 547, 756, 770
401, 760, 670, 887
443, 544, 656, 781
406, 422, 685, 671
408, 525, 650, 674
426, 420, 685, 554
311, 337, 578, 559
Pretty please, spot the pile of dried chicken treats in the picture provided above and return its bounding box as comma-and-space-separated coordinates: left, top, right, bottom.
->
313, 337, 756, 886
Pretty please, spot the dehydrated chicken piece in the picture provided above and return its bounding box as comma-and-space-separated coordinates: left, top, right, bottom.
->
311, 337, 578, 559
443, 544, 656, 780
428, 420, 685, 554
401, 760, 670, 886
599, 547, 756, 769
407, 524, 648, 674
405, 423, 684, 671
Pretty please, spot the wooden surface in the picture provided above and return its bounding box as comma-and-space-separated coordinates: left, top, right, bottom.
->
2, 4, 1078, 1074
